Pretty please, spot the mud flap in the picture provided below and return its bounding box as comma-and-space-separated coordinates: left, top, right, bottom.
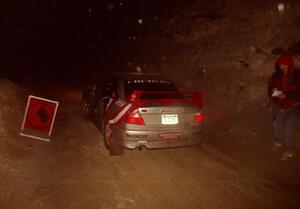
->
105, 124, 124, 156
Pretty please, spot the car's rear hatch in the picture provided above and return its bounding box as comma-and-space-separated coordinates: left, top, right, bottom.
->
122, 90, 204, 131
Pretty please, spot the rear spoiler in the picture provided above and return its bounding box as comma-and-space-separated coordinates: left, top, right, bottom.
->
128, 90, 203, 107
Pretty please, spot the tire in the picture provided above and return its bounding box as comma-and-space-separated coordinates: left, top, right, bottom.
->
103, 124, 111, 150
103, 124, 124, 156
81, 98, 93, 120
96, 102, 106, 133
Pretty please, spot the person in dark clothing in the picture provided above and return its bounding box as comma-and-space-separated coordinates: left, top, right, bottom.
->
268, 55, 300, 160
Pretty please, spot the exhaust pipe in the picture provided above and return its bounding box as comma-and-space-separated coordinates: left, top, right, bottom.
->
138, 145, 146, 151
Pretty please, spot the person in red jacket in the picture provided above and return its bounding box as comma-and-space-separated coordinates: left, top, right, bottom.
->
268, 55, 300, 160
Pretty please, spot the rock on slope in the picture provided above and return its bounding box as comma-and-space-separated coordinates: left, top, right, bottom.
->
0, 79, 24, 136
131, 0, 300, 136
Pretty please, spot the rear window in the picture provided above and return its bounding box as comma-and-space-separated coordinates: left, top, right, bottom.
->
124, 79, 179, 98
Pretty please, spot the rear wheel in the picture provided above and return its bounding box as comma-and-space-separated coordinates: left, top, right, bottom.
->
103, 124, 123, 156
81, 98, 93, 120
103, 124, 111, 150
96, 102, 106, 133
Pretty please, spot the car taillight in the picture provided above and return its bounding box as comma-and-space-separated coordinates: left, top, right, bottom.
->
193, 112, 204, 123
124, 109, 145, 125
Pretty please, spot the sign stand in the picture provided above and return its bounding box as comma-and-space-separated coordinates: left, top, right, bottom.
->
20, 95, 59, 142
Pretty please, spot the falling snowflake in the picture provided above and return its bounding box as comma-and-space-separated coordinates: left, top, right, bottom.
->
277, 3, 285, 13
138, 19, 143, 25
108, 4, 114, 11
136, 66, 142, 73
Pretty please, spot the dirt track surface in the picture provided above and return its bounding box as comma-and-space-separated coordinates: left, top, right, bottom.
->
2, 0, 300, 208
2, 95, 299, 209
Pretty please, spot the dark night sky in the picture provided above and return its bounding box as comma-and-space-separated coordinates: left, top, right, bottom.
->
1, 0, 176, 82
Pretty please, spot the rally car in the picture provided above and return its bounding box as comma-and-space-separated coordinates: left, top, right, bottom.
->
81, 72, 204, 155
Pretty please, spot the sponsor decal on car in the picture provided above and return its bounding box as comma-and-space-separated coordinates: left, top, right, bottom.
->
159, 132, 182, 139
108, 103, 132, 124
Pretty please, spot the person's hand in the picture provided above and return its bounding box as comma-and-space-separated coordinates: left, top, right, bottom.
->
278, 93, 286, 99
272, 89, 282, 97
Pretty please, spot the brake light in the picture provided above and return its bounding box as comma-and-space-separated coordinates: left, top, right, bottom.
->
193, 112, 204, 123
125, 109, 145, 125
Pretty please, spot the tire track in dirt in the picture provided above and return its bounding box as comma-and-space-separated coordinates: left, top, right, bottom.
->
19, 102, 300, 209
20, 103, 118, 209
105, 142, 296, 209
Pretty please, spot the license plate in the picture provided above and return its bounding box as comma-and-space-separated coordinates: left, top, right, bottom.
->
161, 114, 178, 125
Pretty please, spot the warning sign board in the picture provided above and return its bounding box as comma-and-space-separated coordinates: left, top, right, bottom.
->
20, 95, 59, 142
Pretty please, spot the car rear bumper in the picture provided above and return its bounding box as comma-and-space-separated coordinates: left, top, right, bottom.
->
111, 126, 203, 149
